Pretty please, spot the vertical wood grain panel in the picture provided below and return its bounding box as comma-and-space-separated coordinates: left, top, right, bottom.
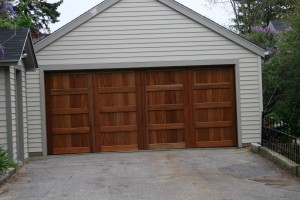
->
45, 72, 91, 154
93, 71, 138, 152
145, 69, 186, 150
191, 66, 237, 147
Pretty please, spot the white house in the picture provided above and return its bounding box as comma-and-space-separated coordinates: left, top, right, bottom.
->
0, 28, 38, 162
28, 0, 264, 155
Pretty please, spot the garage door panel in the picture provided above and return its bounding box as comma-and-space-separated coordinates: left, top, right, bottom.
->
93, 71, 139, 152
146, 70, 183, 85
195, 108, 233, 122
52, 134, 90, 147
97, 71, 136, 86
148, 110, 184, 124
45, 72, 92, 154
196, 128, 233, 147
98, 93, 136, 107
146, 91, 184, 105
99, 132, 138, 145
146, 69, 188, 150
98, 112, 137, 126
149, 130, 185, 143
191, 67, 237, 147
97, 132, 138, 152
194, 68, 232, 83
194, 89, 232, 103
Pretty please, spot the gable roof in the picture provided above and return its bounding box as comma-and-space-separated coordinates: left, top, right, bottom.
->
34, 0, 265, 57
0, 28, 38, 71
268, 20, 291, 32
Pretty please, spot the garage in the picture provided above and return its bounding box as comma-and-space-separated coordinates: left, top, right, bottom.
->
26, 0, 264, 156
45, 66, 237, 154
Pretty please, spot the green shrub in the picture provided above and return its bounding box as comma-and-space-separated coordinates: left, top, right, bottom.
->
0, 146, 18, 174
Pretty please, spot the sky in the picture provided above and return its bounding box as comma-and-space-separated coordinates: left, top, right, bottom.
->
48, 0, 234, 33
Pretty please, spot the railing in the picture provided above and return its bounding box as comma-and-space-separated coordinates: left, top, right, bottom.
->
262, 126, 300, 164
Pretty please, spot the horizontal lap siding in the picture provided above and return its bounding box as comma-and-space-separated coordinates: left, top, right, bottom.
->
22, 66, 29, 159
26, 70, 43, 153
36, 0, 252, 66
0, 68, 7, 150
35, 0, 262, 146
239, 58, 261, 143
9, 66, 17, 161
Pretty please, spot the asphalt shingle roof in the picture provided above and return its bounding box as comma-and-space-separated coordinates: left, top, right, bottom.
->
0, 28, 30, 62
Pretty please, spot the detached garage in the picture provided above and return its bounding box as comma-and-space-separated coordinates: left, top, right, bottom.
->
28, 0, 264, 155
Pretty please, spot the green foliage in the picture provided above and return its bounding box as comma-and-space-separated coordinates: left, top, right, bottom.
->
236, 0, 296, 34
248, 2, 300, 136
0, 0, 63, 36
0, 146, 17, 174
207, 0, 297, 35
15, 0, 63, 35
0, 1, 33, 29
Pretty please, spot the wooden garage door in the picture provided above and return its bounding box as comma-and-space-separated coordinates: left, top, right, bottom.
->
45, 72, 92, 154
144, 69, 190, 150
93, 71, 139, 152
189, 67, 237, 147
45, 66, 237, 154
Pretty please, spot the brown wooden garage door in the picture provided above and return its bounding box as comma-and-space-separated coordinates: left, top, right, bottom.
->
45, 66, 237, 154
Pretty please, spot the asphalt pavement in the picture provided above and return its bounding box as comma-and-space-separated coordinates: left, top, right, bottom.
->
1, 148, 300, 200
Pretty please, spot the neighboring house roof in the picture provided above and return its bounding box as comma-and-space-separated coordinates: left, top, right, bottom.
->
268, 20, 291, 32
0, 28, 38, 71
35, 0, 265, 57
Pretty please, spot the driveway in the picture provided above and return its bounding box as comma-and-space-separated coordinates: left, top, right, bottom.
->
1, 148, 300, 200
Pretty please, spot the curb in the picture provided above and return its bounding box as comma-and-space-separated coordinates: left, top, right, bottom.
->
251, 143, 299, 177
0, 168, 17, 186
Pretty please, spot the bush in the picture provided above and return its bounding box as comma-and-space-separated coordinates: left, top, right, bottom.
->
0, 146, 17, 174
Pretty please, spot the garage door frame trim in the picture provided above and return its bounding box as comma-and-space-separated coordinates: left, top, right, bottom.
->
39, 59, 243, 156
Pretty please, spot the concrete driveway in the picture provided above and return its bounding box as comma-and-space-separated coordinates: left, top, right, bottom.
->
1, 148, 300, 200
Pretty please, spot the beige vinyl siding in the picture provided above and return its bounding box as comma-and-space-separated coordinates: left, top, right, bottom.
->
26, 69, 43, 153
239, 57, 261, 143
21, 65, 29, 159
9, 66, 17, 161
36, 0, 253, 66
35, 0, 262, 146
0, 68, 7, 149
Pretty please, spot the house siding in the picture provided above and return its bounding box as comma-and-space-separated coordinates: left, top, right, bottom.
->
21, 65, 29, 159
26, 69, 43, 153
10, 66, 17, 161
0, 65, 30, 161
0, 68, 7, 150
31, 0, 262, 152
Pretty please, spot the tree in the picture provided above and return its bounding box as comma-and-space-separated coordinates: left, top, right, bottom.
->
0, 0, 33, 56
248, 2, 300, 135
0, 0, 32, 29
0, 0, 63, 56
207, 0, 296, 35
14, 0, 63, 36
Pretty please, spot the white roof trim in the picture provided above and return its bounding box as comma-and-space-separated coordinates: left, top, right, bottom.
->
35, 0, 264, 57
